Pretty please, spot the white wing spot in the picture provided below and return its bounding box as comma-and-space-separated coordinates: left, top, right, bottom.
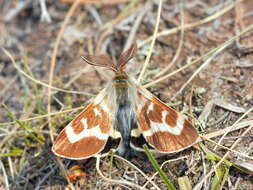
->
66, 121, 108, 143
142, 111, 185, 136
80, 118, 88, 130
100, 102, 109, 113
147, 102, 154, 114
93, 107, 102, 117
136, 93, 147, 109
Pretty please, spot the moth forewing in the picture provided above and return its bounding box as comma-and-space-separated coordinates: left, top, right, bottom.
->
52, 88, 114, 160
131, 79, 199, 154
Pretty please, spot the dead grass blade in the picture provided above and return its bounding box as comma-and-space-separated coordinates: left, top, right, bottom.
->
172, 47, 219, 99
144, 23, 253, 88
198, 99, 246, 123
213, 99, 246, 113
96, 0, 140, 53
0, 160, 10, 190
194, 122, 253, 190
113, 155, 161, 190
95, 156, 147, 190
155, 1, 185, 78
139, 0, 244, 48
0, 105, 86, 126
200, 143, 252, 190
178, 176, 192, 190
137, 0, 163, 83
1, 48, 94, 96
201, 136, 253, 161
47, 0, 82, 143
215, 106, 253, 150
46, 2, 82, 189
123, 1, 150, 51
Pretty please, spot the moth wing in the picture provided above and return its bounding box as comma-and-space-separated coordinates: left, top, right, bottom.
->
52, 88, 113, 160
134, 85, 199, 154
117, 43, 137, 67
81, 54, 114, 68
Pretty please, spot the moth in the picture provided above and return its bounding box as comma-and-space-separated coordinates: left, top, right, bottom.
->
52, 43, 199, 159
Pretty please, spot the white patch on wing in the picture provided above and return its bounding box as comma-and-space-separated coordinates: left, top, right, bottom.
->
93, 107, 102, 117
66, 121, 108, 143
142, 111, 185, 136
131, 128, 142, 137
80, 118, 88, 130
136, 96, 147, 111
100, 102, 109, 113
109, 129, 121, 138
147, 102, 154, 113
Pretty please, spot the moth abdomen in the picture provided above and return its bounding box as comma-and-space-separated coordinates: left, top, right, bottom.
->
115, 102, 136, 158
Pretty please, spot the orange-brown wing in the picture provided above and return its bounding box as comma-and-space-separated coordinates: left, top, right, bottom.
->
52, 90, 113, 160
135, 86, 199, 154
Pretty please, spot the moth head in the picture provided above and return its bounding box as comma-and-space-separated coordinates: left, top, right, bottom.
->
81, 43, 137, 73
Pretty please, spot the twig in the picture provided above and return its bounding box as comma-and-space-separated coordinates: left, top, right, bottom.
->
39, 0, 52, 23
137, 0, 163, 83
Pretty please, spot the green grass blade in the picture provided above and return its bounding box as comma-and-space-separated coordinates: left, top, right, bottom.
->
143, 144, 176, 190
210, 164, 229, 190
0, 147, 24, 158
200, 143, 231, 190
2, 104, 44, 145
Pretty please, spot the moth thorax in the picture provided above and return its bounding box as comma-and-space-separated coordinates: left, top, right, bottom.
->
115, 84, 129, 106
113, 74, 129, 105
